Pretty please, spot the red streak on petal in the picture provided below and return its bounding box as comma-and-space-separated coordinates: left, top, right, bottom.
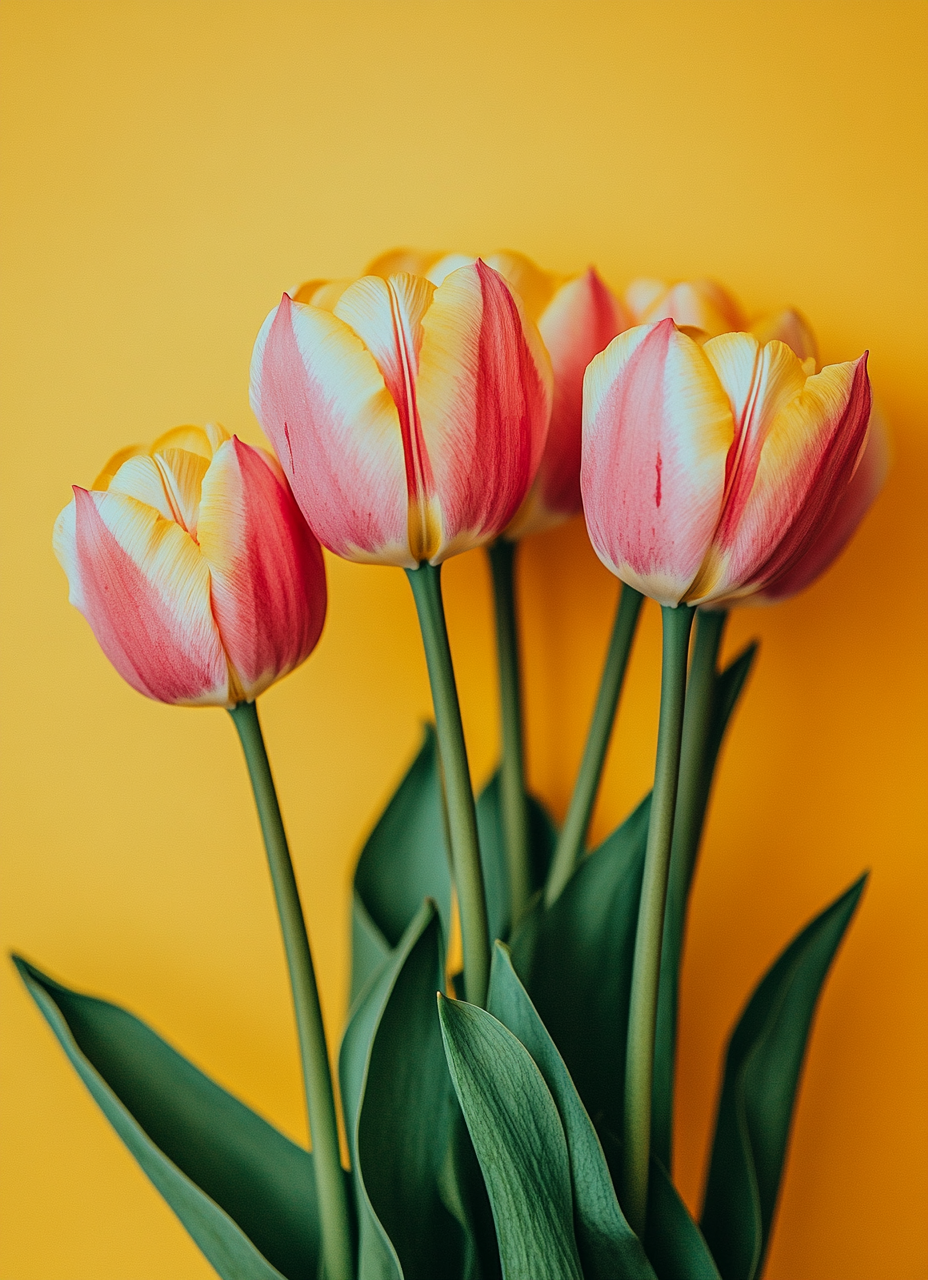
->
655, 451, 663, 507
753, 354, 872, 592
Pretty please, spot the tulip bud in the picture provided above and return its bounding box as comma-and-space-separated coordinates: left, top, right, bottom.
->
624, 277, 747, 336
250, 261, 552, 567
749, 307, 819, 365
582, 320, 875, 608
53, 424, 326, 706
359, 248, 630, 537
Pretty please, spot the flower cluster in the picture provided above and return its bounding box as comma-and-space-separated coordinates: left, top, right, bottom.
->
54, 252, 883, 708
41, 247, 888, 1280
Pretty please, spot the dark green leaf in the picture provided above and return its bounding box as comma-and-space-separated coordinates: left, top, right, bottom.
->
510, 793, 650, 1143
357, 904, 464, 1280
645, 1159, 721, 1280
438, 995, 584, 1280
351, 725, 452, 1005
487, 944, 656, 1280
476, 771, 558, 944
340, 901, 462, 1280
14, 956, 318, 1280
653, 642, 758, 1167
700, 875, 867, 1280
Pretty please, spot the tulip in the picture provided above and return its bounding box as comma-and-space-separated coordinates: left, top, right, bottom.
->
364, 248, 631, 535
251, 261, 551, 569
53, 423, 326, 706
582, 320, 873, 609
626, 276, 820, 364
624, 277, 747, 337
252, 259, 552, 1007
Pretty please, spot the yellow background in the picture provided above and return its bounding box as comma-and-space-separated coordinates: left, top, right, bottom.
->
1, 2, 926, 1276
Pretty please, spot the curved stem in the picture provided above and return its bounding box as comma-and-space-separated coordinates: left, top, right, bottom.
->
545, 584, 644, 906
229, 701, 353, 1280
652, 609, 727, 1169
488, 539, 531, 928
621, 603, 694, 1237
407, 563, 490, 1007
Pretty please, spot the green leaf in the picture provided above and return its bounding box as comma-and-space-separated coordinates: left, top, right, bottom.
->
699, 874, 867, 1280
644, 1159, 721, 1280
510, 793, 650, 1142
357, 904, 464, 1280
476, 772, 558, 944
487, 944, 656, 1280
653, 643, 758, 1167
14, 956, 318, 1280
340, 901, 462, 1280
351, 725, 452, 1005
438, 995, 584, 1280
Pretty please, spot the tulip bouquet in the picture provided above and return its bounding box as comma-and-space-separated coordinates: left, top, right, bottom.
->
17, 251, 884, 1280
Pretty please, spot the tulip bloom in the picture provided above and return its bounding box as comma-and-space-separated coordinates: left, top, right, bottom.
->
250, 261, 552, 566
53, 424, 326, 706
582, 320, 874, 608
625, 276, 820, 364
361, 249, 630, 535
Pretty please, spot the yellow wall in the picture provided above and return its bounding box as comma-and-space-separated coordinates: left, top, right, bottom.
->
1, 2, 926, 1276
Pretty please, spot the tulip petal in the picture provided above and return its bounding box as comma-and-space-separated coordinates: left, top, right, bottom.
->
416, 261, 552, 561
756, 404, 888, 602
93, 444, 147, 492
54, 489, 228, 705
582, 320, 733, 606
151, 423, 229, 460
365, 248, 445, 278
197, 439, 326, 701
690, 353, 872, 605
516, 269, 629, 530
107, 455, 177, 523
641, 280, 747, 336
750, 308, 818, 364
484, 251, 559, 323
250, 293, 411, 565
624, 278, 667, 322
334, 273, 441, 558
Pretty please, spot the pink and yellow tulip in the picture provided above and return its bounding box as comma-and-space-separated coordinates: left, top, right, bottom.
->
53, 424, 326, 706
625, 276, 819, 365
250, 260, 553, 566
582, 320, 874, 608
361, 248, 630, 536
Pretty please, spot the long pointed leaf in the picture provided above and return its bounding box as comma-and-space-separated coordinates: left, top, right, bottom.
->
438, 995, 584, 1280
476, 772, 558, 943
351, 726, 452, 1005
357, 904, 464, 1280
645, 1159, 721, 1280
653, 642, 758, 1168
510, 793, 650, 1142
487, 944, 656, 1280
700, 875, 867, 1280
14, 957, 317, 1280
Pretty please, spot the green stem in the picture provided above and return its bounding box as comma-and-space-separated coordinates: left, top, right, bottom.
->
545, 584, 644, 906
228, 701, 353, 1280
488, 539, 531, 928
651, 609, 727, 1170
621, 603, 694, 1236
407, 563, 491, 1007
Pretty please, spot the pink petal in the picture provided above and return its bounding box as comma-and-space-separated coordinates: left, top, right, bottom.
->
582, 320, 733, 606
757, 403, 888, 602
55, 488, 228, 705
250, 293, 411, 565
415, 260, 552, 560
519, 268, 630, 530
691, 353, 872, 604
197, 439, 327, 701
